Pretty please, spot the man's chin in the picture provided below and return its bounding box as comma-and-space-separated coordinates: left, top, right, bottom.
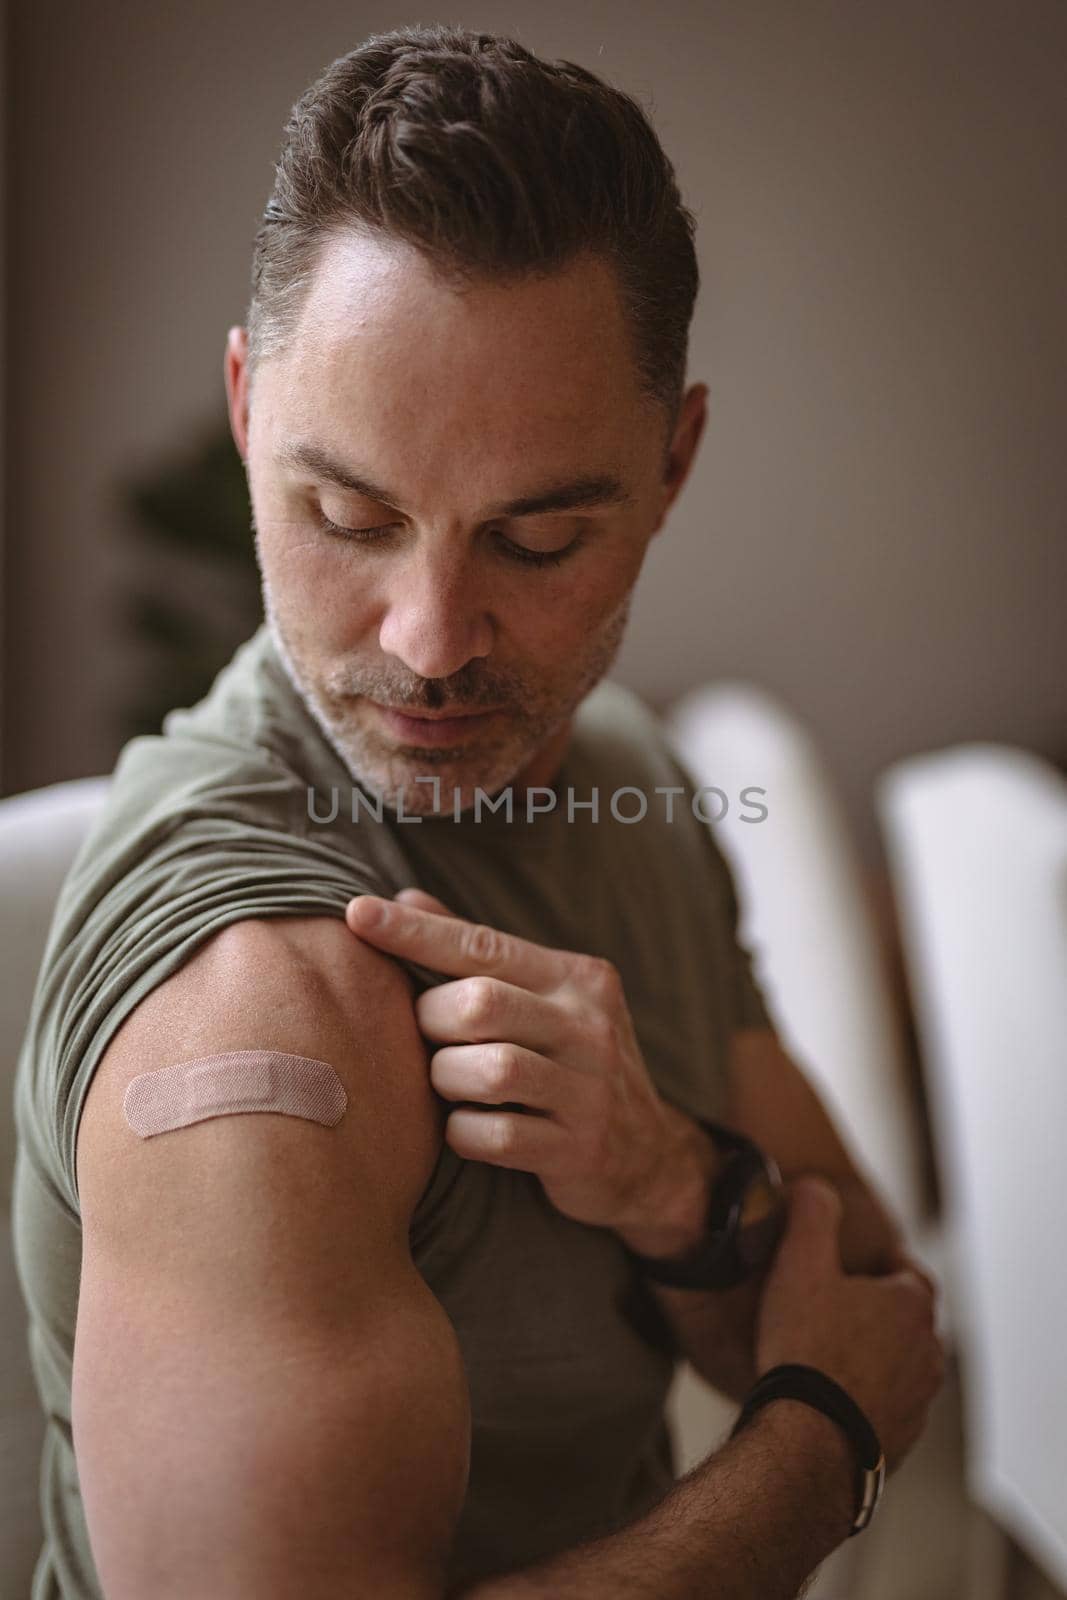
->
334, 743, 531, 819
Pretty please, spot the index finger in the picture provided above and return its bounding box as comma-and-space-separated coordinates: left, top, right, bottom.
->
345, 895, 570, 993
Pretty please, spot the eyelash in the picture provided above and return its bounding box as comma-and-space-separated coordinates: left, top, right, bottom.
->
312, 510, 580, 570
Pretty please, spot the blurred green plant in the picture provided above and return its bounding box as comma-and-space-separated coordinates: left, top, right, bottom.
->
116, 417, 263, 738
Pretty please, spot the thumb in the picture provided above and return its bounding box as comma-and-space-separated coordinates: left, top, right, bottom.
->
774, 1176, 844, 1286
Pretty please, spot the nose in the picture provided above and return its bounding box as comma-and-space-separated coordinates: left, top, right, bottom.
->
376, 546, 496, 681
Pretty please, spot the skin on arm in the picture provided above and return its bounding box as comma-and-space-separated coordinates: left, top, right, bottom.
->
723, 1025, 905, 1273
73, 914, 471, 1600
468, 1177, 942, 1600
73, 917, 940, 1600
464, 1400, 856, 1600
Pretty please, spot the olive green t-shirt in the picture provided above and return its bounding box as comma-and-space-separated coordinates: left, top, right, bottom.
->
12, 622, 774, 1598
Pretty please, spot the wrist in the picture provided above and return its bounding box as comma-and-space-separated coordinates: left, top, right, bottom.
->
615, 1105, 722, 1260
743, 1398, 857, 1546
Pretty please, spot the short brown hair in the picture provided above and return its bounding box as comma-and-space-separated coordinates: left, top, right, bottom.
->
247, 25, 699, 418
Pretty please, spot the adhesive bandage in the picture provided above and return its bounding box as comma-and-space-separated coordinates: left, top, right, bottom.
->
123, 1050, 348, 1138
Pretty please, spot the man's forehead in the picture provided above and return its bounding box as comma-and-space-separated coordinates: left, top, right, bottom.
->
286, 229, 639, 382
292, 229, 425, 341
255, 230, 666, 490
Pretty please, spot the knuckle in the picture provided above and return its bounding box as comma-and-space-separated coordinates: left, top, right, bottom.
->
461, 975, 496, 1025
463, 921, 504, 967
584, 954, 623, 1003
484, 1043, 516, 1096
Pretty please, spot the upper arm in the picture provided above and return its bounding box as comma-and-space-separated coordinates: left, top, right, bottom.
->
73, 914, 470, 1600
724, 1026, 903, 1271
723, 1026, 862, 1182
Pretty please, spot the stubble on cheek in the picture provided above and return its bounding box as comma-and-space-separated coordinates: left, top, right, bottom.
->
256, 506, 640, 811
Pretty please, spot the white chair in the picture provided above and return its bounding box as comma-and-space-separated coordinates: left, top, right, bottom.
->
661, 683, 937, 1532
877, 745, 1067, 1592
0, 776, 111, 1597
664, 682, 928, 1238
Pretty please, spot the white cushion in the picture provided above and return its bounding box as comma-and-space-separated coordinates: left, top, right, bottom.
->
0, 777, 111, 1594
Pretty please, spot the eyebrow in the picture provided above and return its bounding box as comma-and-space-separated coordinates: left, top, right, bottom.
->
275, 439, 633, 519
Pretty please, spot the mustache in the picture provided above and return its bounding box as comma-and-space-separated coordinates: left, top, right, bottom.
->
329, 668, 523, 713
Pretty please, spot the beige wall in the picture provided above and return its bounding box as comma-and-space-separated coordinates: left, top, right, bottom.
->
4, 0, 1065, 858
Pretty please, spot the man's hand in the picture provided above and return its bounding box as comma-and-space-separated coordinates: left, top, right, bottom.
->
345, 888, 717, 1250
758, 1177, 946, 1471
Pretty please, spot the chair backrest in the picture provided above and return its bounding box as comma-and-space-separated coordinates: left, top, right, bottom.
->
877, 745, 1067, 1589
664, 682, 926, 1236
0, 776, 112, 1213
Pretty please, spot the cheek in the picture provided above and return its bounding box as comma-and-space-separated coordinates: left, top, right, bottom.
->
258, 521, 379, 637
501, 568, 633, 663
532, 542, 641, 622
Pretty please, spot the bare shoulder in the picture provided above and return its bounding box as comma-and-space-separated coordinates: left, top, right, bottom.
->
76, 913, 442, 1295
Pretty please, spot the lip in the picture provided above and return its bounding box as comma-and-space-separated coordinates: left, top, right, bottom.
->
370, 702, 503, 745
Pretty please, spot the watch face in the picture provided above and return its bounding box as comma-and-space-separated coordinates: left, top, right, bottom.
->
735, 1171, 787, 1269
739, 1173, 780, 1227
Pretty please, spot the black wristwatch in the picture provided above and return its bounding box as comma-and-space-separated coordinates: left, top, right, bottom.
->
624, 1116, 786, 1291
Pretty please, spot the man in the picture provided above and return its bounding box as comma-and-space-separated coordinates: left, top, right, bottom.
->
12, 24, 943, 1599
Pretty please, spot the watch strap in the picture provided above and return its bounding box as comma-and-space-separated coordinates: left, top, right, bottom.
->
730, 1363, 886, 1535
624, 1116, 783, 1291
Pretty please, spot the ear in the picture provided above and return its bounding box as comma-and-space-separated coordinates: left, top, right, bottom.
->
651, 382, 707, 536
224, 326, 251, 461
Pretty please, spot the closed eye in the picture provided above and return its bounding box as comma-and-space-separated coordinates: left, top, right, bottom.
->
314, 510, 396, 543
312, 509, 583, 570
495, 537, 581, 569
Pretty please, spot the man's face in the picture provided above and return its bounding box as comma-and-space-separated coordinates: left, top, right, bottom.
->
227, 231, 704, 816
